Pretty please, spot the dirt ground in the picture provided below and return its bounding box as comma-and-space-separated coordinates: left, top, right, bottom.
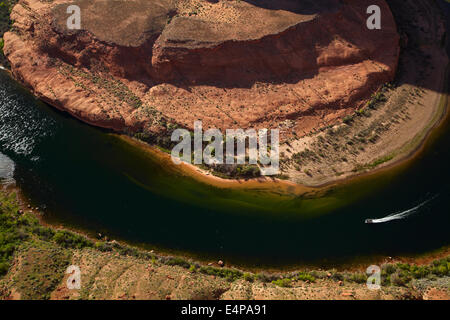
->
1, 242, 448, 300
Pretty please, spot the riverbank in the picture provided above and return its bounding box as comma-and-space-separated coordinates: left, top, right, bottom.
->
118, 76, 449, 193
0, 190, 448, 300
118, 135, 317, 195
116, 63, 449, 196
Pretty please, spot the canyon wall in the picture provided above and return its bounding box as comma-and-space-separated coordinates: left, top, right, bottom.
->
4, 0, 399, 140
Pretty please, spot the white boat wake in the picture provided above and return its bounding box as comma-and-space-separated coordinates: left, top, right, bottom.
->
365, 195, 438, 224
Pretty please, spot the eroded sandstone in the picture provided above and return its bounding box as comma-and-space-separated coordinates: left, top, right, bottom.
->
4, 0, 399, 141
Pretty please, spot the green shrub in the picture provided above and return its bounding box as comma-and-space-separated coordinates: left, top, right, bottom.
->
199, 266, 243, 282
52, 230, 93, 249
243, 272, 254, 282
0, 261, 9, 275
396, 263, 410, 271
272, 278, 291, 287
94, 241, 113, 252
412, 266, 430, 279
331, 272, 344, 281
390, 271, 410, 286
347, 272, 367, 284
238, 165, 261, 178
257, 272, 280, 283
432, 265, 448, 276
117, 246, 143, 258
381, 263, 397, 275
309, 270, 328, 279
297, 272, 316, 282
189, 264, 197, 273
32, 226, 55, 241
0, 0, 17, 66
165, 257, 191, 269
343, 115, 353, 124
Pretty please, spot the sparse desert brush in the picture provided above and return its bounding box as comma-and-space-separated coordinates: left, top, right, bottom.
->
52, 230, 93, 249
431, 264, 448, 276
199, 266, 243, 282
296, 272, 316, 283
271, 278, 292, 288
411, 265, 431, 279
309, 270, 329, 279
243, 272, 254, 282
381, 263, 397, 275
257, 272, 280, 283
189, 264, 197, 273
390, 271, 410, 287
163, 256, 191, 269
343, 115, 353, 124
346, 272, 367, 284
330, 272, 344, 281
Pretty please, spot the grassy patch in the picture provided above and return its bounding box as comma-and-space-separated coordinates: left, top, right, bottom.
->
9, 241, 72, 300
353, 154, 395, 172
0, 191, 92, 278
296, 272, 316, 282
58, 64, 143, 109
0, 191, 26, 276
199, 266, 243, 282
368, 154, 395, 169
271, 278, 292, 288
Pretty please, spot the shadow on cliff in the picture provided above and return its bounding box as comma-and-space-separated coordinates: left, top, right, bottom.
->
145, 0, 365, 90
154, 0, 448, 96
385, 0, 449, 95
206, 0, 340, 15
87, 0, 447, 97
240, 0, 341, 14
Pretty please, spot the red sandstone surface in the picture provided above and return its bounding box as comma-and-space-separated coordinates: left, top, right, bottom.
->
4, 0, 399, 140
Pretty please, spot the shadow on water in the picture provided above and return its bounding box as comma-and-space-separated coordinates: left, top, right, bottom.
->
0, 68, 449, 267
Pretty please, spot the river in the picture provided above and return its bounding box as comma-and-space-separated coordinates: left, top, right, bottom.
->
0, 69, 448, 268
0, 1, 449, 267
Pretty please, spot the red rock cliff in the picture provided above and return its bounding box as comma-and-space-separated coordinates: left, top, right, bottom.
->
4, 0, 399, 140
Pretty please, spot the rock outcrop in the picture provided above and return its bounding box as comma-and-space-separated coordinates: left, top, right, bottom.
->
4, 0, 399, 140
